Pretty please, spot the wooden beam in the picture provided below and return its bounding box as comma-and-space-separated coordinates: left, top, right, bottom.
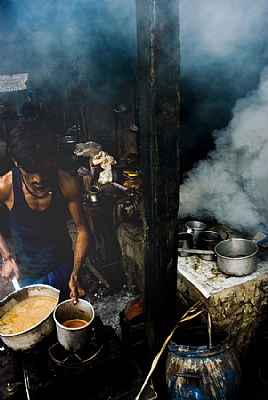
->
135, 0, 180, 356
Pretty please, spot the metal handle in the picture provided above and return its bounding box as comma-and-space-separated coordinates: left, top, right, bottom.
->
178, 248, 215, 255
11, 276, 20, 291
219, 230, 230, 240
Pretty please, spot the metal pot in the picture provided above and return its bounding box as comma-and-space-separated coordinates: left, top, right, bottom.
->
0, 284, 60, 351
87, 185, 100, 203
178, 233, 193, 257
199, 231, 224, 261
57, 135, 78, 157
53, 299, 95, 352
57, 135, 77, 144
214, 238, 258, 276
185, 220, 207, 248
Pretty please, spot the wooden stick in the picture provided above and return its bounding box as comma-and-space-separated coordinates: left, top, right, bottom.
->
85, 258, 110, 288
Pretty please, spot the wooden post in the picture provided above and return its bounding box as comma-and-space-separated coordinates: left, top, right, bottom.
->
135, 0, 180, 360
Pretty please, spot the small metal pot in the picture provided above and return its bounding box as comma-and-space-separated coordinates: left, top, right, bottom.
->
178, 233, 193, 257
199, 231, 222, 261
53, 299, 95, 352
87, 185, 100, 203
185, 221, 207, 248
0, 284, 60, 351
57, 135, 78, 156
214, 238, 258, 276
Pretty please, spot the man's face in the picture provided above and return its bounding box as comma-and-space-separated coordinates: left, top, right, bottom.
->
18, 160, 56, 193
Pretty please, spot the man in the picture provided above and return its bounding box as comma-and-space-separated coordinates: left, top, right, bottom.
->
0, 120, 90, 303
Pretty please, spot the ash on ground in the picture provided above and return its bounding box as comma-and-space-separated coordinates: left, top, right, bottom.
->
80, 263, 137, 339
86, 286, 136, 338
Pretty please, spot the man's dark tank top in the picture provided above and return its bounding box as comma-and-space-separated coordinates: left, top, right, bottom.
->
9, 167, 73, 278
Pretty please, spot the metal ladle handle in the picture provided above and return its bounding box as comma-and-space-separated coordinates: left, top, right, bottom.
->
178, 248, 215, 255
11, 276, 20, 291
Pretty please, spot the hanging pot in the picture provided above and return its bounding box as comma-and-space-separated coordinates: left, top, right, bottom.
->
57, 135, 78, 157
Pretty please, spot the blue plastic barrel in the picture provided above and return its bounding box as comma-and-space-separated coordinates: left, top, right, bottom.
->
166, 325, 241, 399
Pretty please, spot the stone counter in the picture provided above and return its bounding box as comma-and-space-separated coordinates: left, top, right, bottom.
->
177, 254, 268, 355
115, 217, 268, 355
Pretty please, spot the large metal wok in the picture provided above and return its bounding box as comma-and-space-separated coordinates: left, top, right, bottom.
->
0, 284, 60, 351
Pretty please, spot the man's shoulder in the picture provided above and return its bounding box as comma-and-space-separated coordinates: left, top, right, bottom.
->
58, 169, 80, 199
58, 169, 76, 184
0, 170, 13, 185
0, 170, 13, 200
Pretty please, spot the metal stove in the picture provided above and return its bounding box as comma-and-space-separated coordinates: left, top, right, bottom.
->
48, 315, 104, 369
0, 316, 147, 400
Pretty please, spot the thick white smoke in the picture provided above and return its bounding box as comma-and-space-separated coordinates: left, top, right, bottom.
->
180, 0, 268, 69
179, 66, 268, 234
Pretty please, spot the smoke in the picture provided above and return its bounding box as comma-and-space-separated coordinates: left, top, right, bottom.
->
180, 0, 268, 62
178, 0, 268, 234
179, 0, 268, 174
2, 0, 268, 234
179, 66, 268, 234
0, 0, 137, 94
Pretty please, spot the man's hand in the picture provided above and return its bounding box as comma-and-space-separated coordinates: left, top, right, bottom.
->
1, 256, 19, 281
68, 272, 86, 305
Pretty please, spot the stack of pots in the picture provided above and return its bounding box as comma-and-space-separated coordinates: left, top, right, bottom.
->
178, 221, 259, 276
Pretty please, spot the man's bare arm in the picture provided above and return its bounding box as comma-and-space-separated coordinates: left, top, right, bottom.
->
60, 171, 90, 303
0, 233, 19, 280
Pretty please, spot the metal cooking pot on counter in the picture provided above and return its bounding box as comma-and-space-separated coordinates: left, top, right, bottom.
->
198, 230, 226, 261
214, 238, 258, 276
0, 284, 60, 351
178, 238, 259, 277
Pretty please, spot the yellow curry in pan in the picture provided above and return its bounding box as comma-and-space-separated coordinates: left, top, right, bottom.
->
0, 295, 57, 335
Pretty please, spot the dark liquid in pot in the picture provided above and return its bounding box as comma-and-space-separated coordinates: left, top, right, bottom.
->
62, 319, 88, 328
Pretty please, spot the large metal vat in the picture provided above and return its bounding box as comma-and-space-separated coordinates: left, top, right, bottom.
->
0, 284, 60, 351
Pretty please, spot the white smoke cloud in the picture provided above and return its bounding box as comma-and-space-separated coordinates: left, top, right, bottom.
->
179, 0, 268, 179
179, 66, 268, 234
180, 0, 268, 63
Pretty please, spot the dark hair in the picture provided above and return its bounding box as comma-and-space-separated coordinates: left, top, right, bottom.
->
9, 120, 57, 172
